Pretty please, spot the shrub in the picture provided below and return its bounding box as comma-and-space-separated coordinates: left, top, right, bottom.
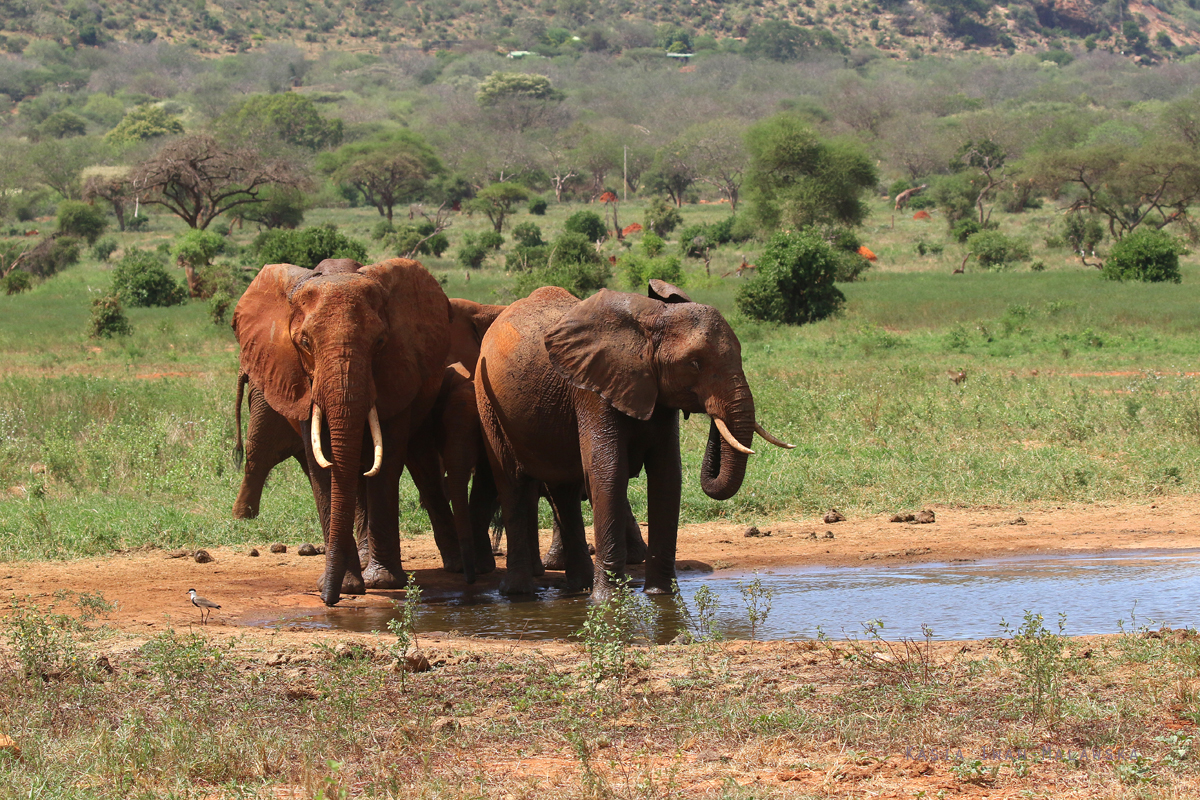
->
456, 234, 488, 269
252, 224, 368, 270
678, 224, 709, 258
641, 232, 664, 257
1064, 213, 1105, 255
564, 209, 607, 241
372, 219, 396, 240
644, 197, 682, 237
621, 252, 685, 289
479, 230, 505, 250
89, 293, 133, 338
512, 221, 544, 248
91, 237, 118, 261
57, 200, 108, 245
512, 232, 610, 297
3, 270, 32, 295
528, 197, 548, 215
1102, 228, 1185, 283
706, 214, 755, 245
110, 248, 188, 307
385, 221, 449, 258
126, 213, 150, 232
195, 262, 247, 299
22, 235, 81, 277
966, 231, 1031, 268
735, 229, 845, 325
951, 218, 982, 243
208, 291, 234, 325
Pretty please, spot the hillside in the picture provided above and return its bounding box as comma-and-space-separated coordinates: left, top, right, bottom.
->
3, 0, 1200, 61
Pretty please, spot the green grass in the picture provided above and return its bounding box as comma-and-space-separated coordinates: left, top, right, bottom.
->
4, 197, 1200, 560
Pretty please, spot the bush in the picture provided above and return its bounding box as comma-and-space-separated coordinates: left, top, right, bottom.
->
735, 229, 845, 325
3, 270, 32, 295
528, 197, 548, 215
951, 218, 983, 243
208, 291, 234, 325
385, 221, 449, 258
564, 210, 607, 241
644, 198, 682, 237
621, 252, 685, 289
678, 224, 709, 258
252, 224, 368, 270
641, 232, 664, 257
57, 200, 108, 245
966, 230, 1031, 268
456, 234, 488, 269
89, 294, 132, 338
706, 214, 755, 245
91, 237, 118, 262
479, 230, 505, 250
1102, 228, 1185, 283
511, 232, 610, 297
21, 235, 81, 277
1064, 213, 1105, 255
127, 213, 150, 232
110, 249, 188, 307
512, 221, 544, 248
195, 262, 247, 299
372, 219, 396, 240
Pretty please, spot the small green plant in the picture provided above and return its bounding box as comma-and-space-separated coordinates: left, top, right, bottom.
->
997, 611, 1071, 720
528, 196, 548, 215
576, 572, 654, 688
1112, 754, 1155, 784
643, 197, 682, 237
641, 231, 664, 257
91, 237, 119, 262
950, 758, 998, 784
3, 596, 83, 679
1156, 731, 1193, 767
621, 252, 684, 289
110, 249, 188, 307
1102, 228, 1185, 283
456, 234, 488, 269
387, 572, 422, 654
739, 572, 774, 639
89, 293, 133, 338
2, 269, 32, 295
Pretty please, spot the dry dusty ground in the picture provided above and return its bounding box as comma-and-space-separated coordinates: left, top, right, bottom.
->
2, 498, 1200, 798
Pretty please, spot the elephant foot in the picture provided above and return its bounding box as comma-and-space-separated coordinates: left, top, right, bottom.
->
565, 570, 594, 593
316, 570, 365, 606
531, 556, 545, 577
542, 546, 567, 571
440, 553, 464, 573
473, 550, 496, 575
498, 572, 537, 595
643, 582, 675, 595
362, 562, 407, 590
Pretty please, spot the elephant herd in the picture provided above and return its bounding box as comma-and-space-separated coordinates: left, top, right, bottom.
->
230, 256, 791, 606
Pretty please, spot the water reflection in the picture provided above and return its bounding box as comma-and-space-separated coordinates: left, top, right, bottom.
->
243, 549, 1200, 641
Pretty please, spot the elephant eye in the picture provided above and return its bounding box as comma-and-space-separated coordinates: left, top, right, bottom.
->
690, 360, 701, 371
374, 334, 387, 352
298, 335, 311, 352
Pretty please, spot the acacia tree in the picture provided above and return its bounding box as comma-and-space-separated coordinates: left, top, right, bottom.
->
955, 138, 1008, 225
130, 135, 309, 229
744, 114, 878, 231
83, 170, 131, 231
466, 182, 530, 232
319, 131, 442, 223
677, 118, 749, 211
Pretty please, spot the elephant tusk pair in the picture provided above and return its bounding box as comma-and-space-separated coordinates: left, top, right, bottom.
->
310, 405, 385, 477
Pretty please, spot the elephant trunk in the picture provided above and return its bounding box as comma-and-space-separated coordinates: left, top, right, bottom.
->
701, 378, 755, 501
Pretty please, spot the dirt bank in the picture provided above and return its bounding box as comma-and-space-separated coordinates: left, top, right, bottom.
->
2, 497, 1196, 634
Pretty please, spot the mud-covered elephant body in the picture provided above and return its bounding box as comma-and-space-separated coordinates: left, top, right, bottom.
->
476, 281, 787, 599
233, 257, 450, 606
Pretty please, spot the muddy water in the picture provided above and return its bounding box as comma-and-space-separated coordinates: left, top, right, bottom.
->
242, 549, 1200, 642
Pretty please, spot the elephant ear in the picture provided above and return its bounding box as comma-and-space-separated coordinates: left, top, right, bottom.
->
360, 258, 451, 419
232, 263, 312, 419
648, 279, 692, 304
544, 289, 658, 421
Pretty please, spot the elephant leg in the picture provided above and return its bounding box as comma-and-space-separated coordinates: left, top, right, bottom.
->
545, 482, 593, 592
467, 459, 499, 570
495, 472, 540, 596
407, 441, 462, 573
361, 423, 409, 591
354, 500, 370, 570
234, 389, 305, 519
642, 410, 682, 595
583, 438, 632, 602
624, 503, 648, 565
542, 483, 579, 571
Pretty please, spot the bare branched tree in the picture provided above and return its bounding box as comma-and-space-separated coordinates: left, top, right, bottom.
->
130, 135, 310, 229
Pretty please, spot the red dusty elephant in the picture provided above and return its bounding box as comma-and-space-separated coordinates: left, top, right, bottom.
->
475, 280, 792, 598
232, 257, 450, 606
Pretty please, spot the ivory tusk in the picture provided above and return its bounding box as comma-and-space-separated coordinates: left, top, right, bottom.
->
311, 405, 333, 469
364, 406, 383, 477
713, 417, 755, 455
755, 422, 796, 450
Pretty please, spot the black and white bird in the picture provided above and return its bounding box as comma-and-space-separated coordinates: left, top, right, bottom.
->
187, 588, 221, 625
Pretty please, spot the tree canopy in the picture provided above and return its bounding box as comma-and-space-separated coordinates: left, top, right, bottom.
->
318, 130, 442, 223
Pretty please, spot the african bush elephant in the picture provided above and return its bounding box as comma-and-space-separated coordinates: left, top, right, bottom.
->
231, 295, 507, 578
476, 280, 791, 598
233, 257, 450, 606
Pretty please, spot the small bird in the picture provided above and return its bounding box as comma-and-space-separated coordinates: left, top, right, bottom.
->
187, 588, 221, 625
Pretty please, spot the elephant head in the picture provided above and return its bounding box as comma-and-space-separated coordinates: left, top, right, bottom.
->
543, 281, 791, 502
232, 257, 450, 605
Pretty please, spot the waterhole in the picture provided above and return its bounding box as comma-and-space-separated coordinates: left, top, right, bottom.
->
242, 549, 1200, 641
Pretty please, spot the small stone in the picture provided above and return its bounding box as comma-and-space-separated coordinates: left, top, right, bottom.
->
824, 530, 834, 539
914, 509, 936, 524
889, 513, 916, 523
0, 733, 19, 758
823, 509, 845, 523
269, 543, 287, 554
404, 646, 431, 673
316, 544, 326, 555
743, 526, 762, 538
248, 548, 260, 557
298, 543, 319, 556
1009, 516, 1027, 526
806, 531, 818, 540
193, 549, 213, 564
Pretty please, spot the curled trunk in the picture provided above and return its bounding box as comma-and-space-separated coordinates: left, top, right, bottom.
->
700, 381, 755, 501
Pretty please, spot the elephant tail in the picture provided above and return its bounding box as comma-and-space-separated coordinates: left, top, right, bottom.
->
233, 370, 248, 469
